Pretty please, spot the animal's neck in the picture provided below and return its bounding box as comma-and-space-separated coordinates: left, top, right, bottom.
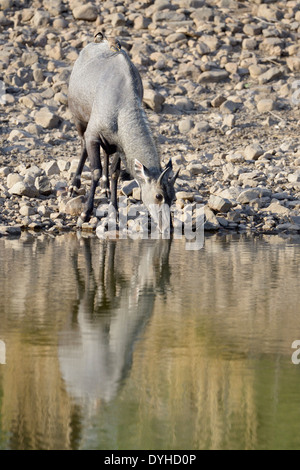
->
119, 104, 161, 176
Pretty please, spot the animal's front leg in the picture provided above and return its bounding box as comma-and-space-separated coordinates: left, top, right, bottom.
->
110, 154, 121, 213
69, 137, 88, 197
100, 151, 110, 198
77, 137, 102, 227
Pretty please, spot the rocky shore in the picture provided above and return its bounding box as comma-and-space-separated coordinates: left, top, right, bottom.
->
1, 0, 300, 238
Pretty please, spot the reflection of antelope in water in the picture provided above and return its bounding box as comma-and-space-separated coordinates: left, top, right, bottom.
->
58, 238, 171, 403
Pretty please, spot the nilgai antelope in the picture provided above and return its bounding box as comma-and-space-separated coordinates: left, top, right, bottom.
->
68, 35, 179, 231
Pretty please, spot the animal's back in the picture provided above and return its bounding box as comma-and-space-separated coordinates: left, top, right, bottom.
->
68, 42, 143, 129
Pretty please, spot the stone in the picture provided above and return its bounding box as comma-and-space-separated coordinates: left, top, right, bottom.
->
178, 63, 200, 81
60, 196, 85, 216
35, 176, 52, 196
242, 38, 257, 51
249, 65, 266, 79
258, 67, 284, 85
32, 10, 50, 28
192, 121, 211, 133
134, 15, 150, 30
35, 107, 61, 129
178, 118, 194, 134
176, 192, 195, 202
44, 0, 64, 16
0, 167, 10, 178
43, 161, 60, 177
191, 7, 214, 23
166, 33, 186, 44
132, 187, 141, 200
244, 145, 264, 161
211, 95, 227, 108
121, 180, 138, 197
198, 71, 229, 84
243, 24, 262, 37
208, 195, 232, 213
22, 51, 39, 66
287, 57, 300, 73
143, 89, 165, 112
204, 206, 220, 231
33, 69, 44, 83
220, 100, 242, 114
110, 12, 126, 27
288, 171, 300, 184
261, 202, 291, 217
257, 4, 283, 22
7, 173, 23, 189
174, 98, 193, 112
0, 225, 21, 236
72, 3, 98, 21
237, 189, 261, 204
19, 205, 36, 217
8, 182, 38, 198
187, 163, 208, 175
223, 114, 236, 127
257, 99, 275, 113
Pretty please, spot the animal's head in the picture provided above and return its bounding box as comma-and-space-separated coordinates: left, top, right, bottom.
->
135, 159, 179, 233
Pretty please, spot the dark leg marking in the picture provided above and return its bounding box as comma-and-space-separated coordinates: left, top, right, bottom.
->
110, 154, 121, 212
77, 137, 102, 227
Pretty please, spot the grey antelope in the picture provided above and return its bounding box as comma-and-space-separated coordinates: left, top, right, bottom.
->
68, 34, 179, 231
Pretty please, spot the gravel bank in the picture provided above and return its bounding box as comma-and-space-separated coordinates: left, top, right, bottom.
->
1, 0, 300, 238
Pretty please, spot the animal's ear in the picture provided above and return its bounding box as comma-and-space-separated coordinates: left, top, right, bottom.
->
135, 159, 151, 182
171, 169, 180, 185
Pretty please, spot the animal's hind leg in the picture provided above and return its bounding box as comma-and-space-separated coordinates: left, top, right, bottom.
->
77, 136, 102, 227
110, 154, 121, 212
69, 137, 88, 197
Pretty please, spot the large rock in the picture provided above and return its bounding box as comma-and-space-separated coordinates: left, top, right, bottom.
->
60, 196, 86, 216
208, 195, 232, 213
35, 108, 61, 129
237, 189, 261, 204
31, 10, 50, 28
43, 161, 60, 177
0, 225, 21, 236
257, 4, 283, 22
8, 181, 38, 198
244, 144, 264, 161
72, 3, 98, 21
198, 71, 229, 84
143, 89, 165, 112
204, 207, 220, 231
258, 67, 284, 85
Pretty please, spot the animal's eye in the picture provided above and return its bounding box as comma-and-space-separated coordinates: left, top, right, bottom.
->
156, 194, 163, 202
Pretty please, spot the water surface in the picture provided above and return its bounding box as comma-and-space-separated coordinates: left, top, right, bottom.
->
0, 232, 300, 450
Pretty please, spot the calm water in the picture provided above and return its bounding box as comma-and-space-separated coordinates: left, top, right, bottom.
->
0, 232, 300, 450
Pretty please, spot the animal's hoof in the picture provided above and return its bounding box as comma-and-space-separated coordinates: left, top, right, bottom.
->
100, 188, 111, 198
77, 211, 90, 228
68, 185, 80, 198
